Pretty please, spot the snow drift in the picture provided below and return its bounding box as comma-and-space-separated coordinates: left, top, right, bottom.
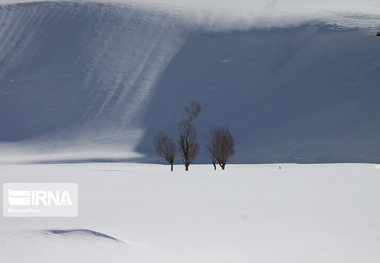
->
0, 1, 379, 163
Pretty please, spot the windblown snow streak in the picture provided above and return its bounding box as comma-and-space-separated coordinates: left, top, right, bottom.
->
0, 2, 185, 160
3, 0, 380, 30
0, 2, 379, 163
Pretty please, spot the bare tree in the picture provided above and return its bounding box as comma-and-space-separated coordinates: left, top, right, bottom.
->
178, 101, 202, 171
205, 135, 217, 170
206, 127, 235, 170
154, 131, 177, 171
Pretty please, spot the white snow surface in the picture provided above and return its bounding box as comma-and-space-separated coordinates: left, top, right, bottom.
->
2, 0, 380, 29
0, 163, 379, 262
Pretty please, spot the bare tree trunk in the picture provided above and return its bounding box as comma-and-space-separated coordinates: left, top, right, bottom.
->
171, 163, 173, 171
185, 162, 189, 171
221, 163, 226, 170
212, 161, 216, 170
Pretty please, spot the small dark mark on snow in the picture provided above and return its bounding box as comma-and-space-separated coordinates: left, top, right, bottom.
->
44, 229, 121, 242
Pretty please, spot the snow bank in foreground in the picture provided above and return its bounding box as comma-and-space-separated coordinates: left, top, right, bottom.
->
0, 163, 379, 262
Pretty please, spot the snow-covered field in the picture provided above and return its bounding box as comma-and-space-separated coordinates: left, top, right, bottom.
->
1, 163, 379, 262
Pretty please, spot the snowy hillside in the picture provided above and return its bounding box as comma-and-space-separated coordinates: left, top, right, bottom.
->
0, 163, 379, 262
0, 1, 379, 163
0, 2, 379, 262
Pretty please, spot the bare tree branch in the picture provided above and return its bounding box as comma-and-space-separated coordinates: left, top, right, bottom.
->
178, 101, 202, 171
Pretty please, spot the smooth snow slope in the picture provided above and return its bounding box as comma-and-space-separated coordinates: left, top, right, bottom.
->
0, 2, 379, 163
0, 163, 379, 262
137, 26, 380, 163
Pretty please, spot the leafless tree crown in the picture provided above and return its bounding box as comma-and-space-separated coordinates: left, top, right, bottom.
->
183, 101, 202, 121
206, 126, 235, 170
155, 131, 176, 171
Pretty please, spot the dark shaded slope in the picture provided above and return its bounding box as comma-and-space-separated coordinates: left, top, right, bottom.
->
137, 26, 380, 163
